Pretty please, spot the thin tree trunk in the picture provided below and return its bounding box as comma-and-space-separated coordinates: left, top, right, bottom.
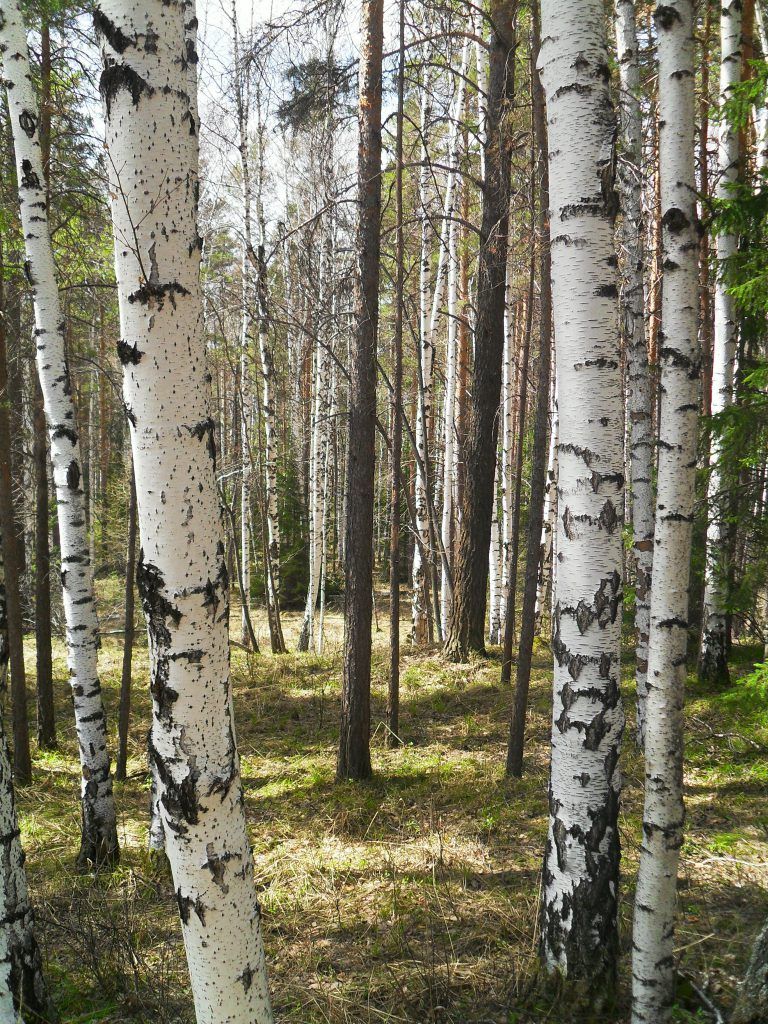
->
444, 0, 516, 661
505, 6, 553, 775
537, 0, 625, 988
388, 0, 405, 749
616, 0, 655, 745
35, 14, 55, 751
97, 2, 273, 1017
337, 0, 383, 781
0, 239, 31, 785
632, 3, 699, 1019
1, 0, 119, 865
504, 259, 534, 652
700, 0, 744, 686
116, 467, 137, 782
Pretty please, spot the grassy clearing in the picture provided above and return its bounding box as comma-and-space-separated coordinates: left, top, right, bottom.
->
15, 591, 768, 1023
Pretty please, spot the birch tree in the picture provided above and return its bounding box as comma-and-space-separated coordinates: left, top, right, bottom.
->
96, 2, 273, 1018
537, 0, 625, 986
700, 0, 744, 686
0, 0, 118, 867
615, 0, 655, 743
632, 2, 700, 1019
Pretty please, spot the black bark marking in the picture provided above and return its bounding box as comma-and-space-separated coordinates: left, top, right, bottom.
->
190, 417, 217, 465
52, 424, 78, 446
66, 460, 81, 491
116, 338, 143, 365
99, 62, 154, 117
176, 889, 206, 926
662, 207, 690, 235
18, 110, 37, 138
654, 5, 682, 29
136, 555, 182, 648
20, 158, 40, 191
93, 10, 133, 53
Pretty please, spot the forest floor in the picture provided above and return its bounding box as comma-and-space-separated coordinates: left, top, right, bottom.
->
15, 584, 768, 1024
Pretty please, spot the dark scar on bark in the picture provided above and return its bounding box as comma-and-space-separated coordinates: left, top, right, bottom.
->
117, 338, 143, 365
93, 10, 133, 53
99, 62, 154, 117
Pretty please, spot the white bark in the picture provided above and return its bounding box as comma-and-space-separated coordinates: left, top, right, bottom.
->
0, 0, 118, 867
488, 460, 502, 643
700, 0, 743, 684
500, 281, 515, 637
538, 0, 625, 983
756, 5, 768, 174
97, 3, 273, 1020
615, 0, 655, 745
632, 4, 699, 1020
536, 386, 558, 626
439, 42, 469, 633
411, 78, 434, 643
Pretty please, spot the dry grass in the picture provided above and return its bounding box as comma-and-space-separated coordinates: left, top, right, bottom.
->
15, 590, 768, 1023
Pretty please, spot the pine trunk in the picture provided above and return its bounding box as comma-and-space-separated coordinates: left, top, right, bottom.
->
444, 0, 516, 661
337, 0, 383, 780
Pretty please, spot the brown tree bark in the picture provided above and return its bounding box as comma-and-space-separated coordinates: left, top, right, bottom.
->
0, 241, 31, 784
445, 0, 517, 661
505, 5, 552, 775
337, 0, 383, 779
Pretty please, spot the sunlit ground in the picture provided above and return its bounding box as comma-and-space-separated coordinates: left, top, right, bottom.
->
16, 586, 768, 1022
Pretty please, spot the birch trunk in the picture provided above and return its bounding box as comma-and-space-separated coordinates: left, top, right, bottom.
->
538, 0, 625, 986
699, 0, 743, 686
411, 80, 433, 644
615, 0, 655, 744
488, 463, 502, 643
97, 2, 273, 1018
0, 0, 118, 865
632, 3, 699, 1019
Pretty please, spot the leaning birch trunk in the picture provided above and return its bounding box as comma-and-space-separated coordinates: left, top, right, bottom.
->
615, 0, 655, 744
440, 203, 461, 631
699, 0, 743, 686
96, 3, 273, 1020
0, 0, 119, 868
538, 0, 625, 987
631, 4, 699, 1020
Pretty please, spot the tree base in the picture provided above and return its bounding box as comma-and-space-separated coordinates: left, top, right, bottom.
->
76, 827, 120, 872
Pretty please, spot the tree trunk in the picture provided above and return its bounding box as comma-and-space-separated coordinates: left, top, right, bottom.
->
116, 467, 137, 782
699, 0, 743, 687
0, 613, 54, 1022
1, 0, 119, 865
97, 2, 273, 1018
388, 0, 405, 749
35, 13, 56, 752
337, 0, 383, 781
505, 5, 553, 775
444, 0, 516, 661
632, 4, 700, 1020
537, 0, 625, 989
0, 239, 32, 786
733, 915, 768, 1024
615, 0, 655, 745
